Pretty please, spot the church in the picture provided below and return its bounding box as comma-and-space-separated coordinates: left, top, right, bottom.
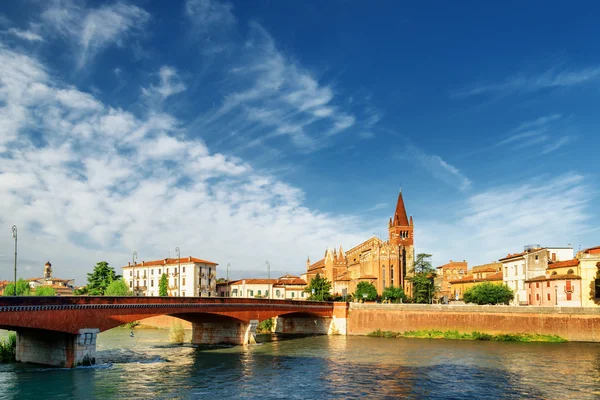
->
302, 190, 415, 297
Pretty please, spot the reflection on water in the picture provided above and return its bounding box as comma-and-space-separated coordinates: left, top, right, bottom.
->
0, 328, 599, 399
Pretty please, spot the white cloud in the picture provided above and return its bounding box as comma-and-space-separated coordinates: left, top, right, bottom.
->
202, 22, 356, 151
405, 145, 472, 192
454, 66, 600, 98
496, 114, 572, 154
0, 46, 370, 285
141, 66, 187, 101
417, 173, 592, 267
541, 135, 572, 154
7, 28, 44, 42
186, 0, 236, 32
41, 1, 150, 68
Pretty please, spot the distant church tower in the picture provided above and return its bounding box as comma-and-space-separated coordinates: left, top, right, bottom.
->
388, 189, 414, 290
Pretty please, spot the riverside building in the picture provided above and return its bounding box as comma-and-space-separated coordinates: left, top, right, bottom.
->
122, 256, 218, 297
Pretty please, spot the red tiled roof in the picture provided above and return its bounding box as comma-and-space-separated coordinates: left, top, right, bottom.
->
449, 271, 503, 284
547, 259, 579, 270
123, 257, 218, 268
307, 259, 325, 271
583, 246, 600, 255
471, 266, 499, 273
392, 191, 410, 226
499, 248, 546, 261
229, 278, 307, 286
526, 273, 581, 283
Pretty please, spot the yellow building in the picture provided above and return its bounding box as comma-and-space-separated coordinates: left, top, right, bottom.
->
576, 246, 600, 307
449, 262, 503, 300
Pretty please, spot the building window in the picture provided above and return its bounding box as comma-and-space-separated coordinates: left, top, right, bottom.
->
258, 290, 262, 296
183, 266, 185, 273
522, 265, 525, 275
232, 289, 238, 296
390, 265, 394, 287
567, 269, 574, 275
291, 292, 295, 298
151, 280, 154, 287
566, 281, 573, 301
546, 281, 550, 288
529, 294, 532, 304
143, 280, 146, 287
547, 293, 551, 301
301, 291, 305, 297
536, 294, 540, 301
276, 289, 281, 297
382, 266, 386, 289
182, 292, 185, 297
265, 290, 269, 298
248, 290, 253, 297
182, 278, 186, 286
536, 282, 539, 288
130, 271, 132, 276
151, 269, 154, 275
130, 281, 133, 288
158, 269, 161, 275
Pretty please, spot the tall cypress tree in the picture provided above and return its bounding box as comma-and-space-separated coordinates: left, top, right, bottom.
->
86, 261, 120, 295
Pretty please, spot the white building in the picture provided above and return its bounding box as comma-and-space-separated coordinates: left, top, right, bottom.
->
500, 245, 573, 305
122, 257, 218, 297
218, 275, 308, 300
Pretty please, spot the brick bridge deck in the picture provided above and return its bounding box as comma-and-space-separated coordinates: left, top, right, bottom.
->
0, 297, 348, 368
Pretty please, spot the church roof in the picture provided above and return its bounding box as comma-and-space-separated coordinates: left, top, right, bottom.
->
393, 190, 409, 226
307, 259, 325, 271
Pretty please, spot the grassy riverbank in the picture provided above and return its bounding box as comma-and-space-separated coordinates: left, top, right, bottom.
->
367, 329, 567, 342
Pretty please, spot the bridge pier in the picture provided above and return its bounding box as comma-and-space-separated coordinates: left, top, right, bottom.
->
16, 328, 99, 368
191, 320, 258, 345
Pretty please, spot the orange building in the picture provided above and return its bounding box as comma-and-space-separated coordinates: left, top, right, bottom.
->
449, 262, 503, 300
435, 260, 468, 299
302, 190, 414, 297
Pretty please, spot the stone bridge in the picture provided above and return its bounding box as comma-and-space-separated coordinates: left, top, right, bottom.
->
0, 296, 348, 368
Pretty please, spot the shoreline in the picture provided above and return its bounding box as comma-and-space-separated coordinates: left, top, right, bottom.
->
367, 329, 567, 343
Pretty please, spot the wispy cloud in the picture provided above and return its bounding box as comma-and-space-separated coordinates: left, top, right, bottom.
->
186, 0, 236, 32
496, 114, 572, 154
405, 144, 472, 191
418, 173, 593, 267
454, 66, 600, 98
199, 22, 357, 152
7, 28, 44, 42
0, 45, 370, 284
141, 66, 187, 101
41, 1, 150, 68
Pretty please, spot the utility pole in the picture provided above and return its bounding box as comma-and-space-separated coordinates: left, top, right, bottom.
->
226, 263, 231, 297
132, 251, 138, 296
266, 261, 271, 302
175, 247, 180, 297
12, 225, 17, 296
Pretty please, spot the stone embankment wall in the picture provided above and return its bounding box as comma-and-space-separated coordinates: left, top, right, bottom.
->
348, 303, 600, 342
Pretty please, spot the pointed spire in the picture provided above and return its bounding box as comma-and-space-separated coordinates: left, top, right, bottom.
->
338, 245, 345, 260
389, 216, 392, 228
393, 190, 409, 226
409, 214, 413, 226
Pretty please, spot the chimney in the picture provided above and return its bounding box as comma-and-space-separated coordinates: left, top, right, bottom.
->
128, 262, 131, 267
552, 253, 556, 262
188, 256, 192, 262
164, 259, 167, 265
141, 261, 145, 266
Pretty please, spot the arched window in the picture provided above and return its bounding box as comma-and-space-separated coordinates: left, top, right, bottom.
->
567, 269, 574, 275
382, 265, 386, 289
390, 265, 394, 287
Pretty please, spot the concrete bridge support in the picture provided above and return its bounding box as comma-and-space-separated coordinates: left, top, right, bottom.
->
191, 320, 258, 345
16, 328, 99, 368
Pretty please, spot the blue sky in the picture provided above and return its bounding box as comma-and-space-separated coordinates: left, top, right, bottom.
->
0, 0, 598, 284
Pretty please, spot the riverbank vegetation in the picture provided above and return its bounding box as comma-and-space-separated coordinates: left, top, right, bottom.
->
367, 329, 567, 342
169, 322, 185, 343
257, 318, 274, 333
0, 333, 16, 362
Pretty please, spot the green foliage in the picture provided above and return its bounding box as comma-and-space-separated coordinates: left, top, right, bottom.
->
367, 329, 567, 342
34, 286, 56, 296
105, 279, 131, 296
74, 286, 89, 296
159, 274, 168, 297
409, 253, 437, 304
305, 274, 332, 301
2, 279, 31, 296
354, 281, 378, 301
0, 333, 16, 362
382, 285, 406, 303
463, 282, 514, 305
257, 318, 274, 333
169, 322, 185, 343
86, 262, 120, 295
126, 321, 140, 329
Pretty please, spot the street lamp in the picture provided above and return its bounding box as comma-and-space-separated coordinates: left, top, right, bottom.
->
226, 263, 231, 297
12, 225, 17, 296
266, 261, 271, 302
175, 247, 180, 297
132, 251, 138, 296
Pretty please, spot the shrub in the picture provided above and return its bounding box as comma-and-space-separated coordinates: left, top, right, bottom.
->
257, 318, 274, 333
0, 333, 16, 362
382, 285, 406, 303
34, 286, 56, 296
105, 279, 131, 296
353, 282, 378, 302
463, 282, 514, 305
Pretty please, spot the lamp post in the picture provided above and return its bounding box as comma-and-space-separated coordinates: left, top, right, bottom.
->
226, 263, 231, 297
175, 247, 180, 297
555, 284, 558, 306
132, 251, 138, 296
266, 261, 271, 302
12, 225, 17, 296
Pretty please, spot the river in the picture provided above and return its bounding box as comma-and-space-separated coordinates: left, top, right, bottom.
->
0, 329, 599, 399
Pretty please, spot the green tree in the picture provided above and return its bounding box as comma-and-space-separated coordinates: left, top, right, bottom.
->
34, 286, 56, 296
305, 274, 332, 301
409, 253, 437, 303
2, 279, 31, 296
74, 286, 89, 296
159, 273, 168, 297
463, 282, 514, 305
86, 261, 120, 295
354, 281, 378, 301
105, 279, 131, 296
382, 285, 406, 303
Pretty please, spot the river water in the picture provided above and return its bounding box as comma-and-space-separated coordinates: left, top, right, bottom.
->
0, 329, 599, 399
